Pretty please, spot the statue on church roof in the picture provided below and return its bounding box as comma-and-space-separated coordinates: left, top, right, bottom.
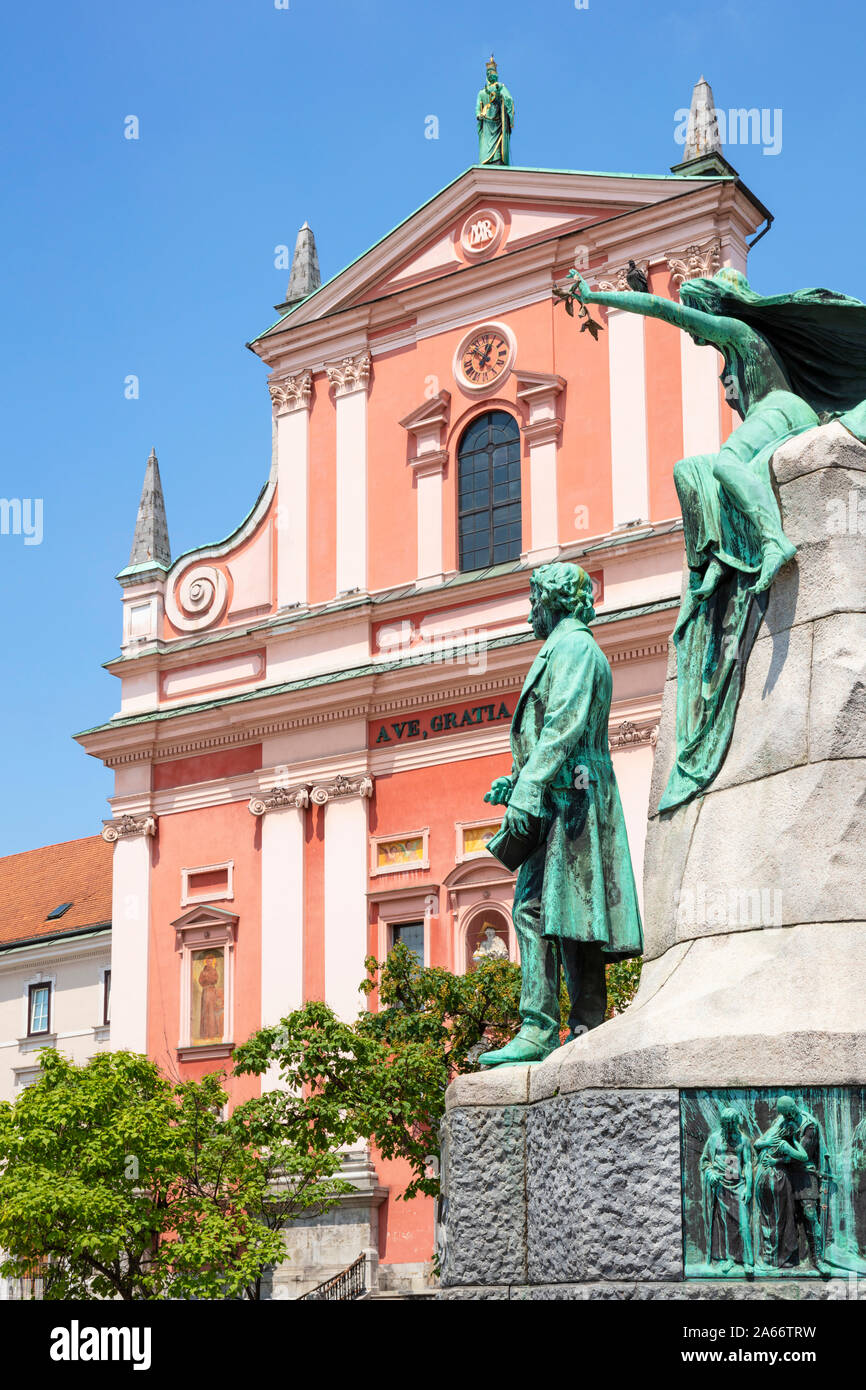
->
476, 56, 514, 166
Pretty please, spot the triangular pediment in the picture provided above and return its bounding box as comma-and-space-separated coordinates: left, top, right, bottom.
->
251, 165, 725, 348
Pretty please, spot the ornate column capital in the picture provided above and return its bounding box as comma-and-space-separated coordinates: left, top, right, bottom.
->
608, 719, 659, 751
248, 785, 310, 815
269, 370, 313, 415
102, 813, 157, 842
595, 259, 650, 294
309, 773, 374, 805
664, 237, 721, 289
326, 351, 371, 398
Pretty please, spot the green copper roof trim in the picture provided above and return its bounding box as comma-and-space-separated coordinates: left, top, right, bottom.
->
249, 165, 734, 343
116, 559, 171, 580
101, 525, 683, 668
0, 922, 112, 957
76, 596, 679, 739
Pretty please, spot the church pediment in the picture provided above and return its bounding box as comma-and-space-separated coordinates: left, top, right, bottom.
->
251, 166, 723, 347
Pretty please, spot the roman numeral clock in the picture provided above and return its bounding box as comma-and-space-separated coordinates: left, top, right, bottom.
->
454, 321, 516, 393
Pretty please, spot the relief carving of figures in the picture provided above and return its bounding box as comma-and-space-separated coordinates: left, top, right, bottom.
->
682, 1089, 866, 1279
700, 1106, 754, 1273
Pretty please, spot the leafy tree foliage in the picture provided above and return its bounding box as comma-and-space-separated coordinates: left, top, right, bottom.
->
0, 1049, 351, 1300
0, 952, 643, 1298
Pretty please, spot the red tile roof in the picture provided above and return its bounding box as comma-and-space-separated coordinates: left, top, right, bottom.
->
0, 836, 112, 948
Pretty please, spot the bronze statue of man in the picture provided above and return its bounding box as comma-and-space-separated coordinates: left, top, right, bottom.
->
481, 562, 643, 1066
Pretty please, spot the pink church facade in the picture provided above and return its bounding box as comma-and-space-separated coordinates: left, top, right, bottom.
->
78, 158, 768, 1291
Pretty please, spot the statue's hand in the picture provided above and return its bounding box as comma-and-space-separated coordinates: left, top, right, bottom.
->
503, 803, 534, 838
567, 271, 591, 303
484, 776, 513, 806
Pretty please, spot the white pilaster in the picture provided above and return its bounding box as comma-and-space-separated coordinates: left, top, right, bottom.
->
400, 390, 450, 586
271, 371, 312, 609
102, 819, 155, 1052
319, 779, 372, 1022
327, 352, 371, 594
516, 372, 565, 564
680, 334, 723, 459
608, 310, 650, 528
258, 794, 306, 1093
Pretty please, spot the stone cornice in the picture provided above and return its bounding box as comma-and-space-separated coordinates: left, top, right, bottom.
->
522, 419, 562, 447
407, 448, 449, 476
80, 597, 680, 768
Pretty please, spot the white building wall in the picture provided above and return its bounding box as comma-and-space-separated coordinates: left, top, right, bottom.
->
0, 933, 111, 1103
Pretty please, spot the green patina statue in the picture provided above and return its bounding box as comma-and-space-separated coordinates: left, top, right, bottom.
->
476, 55, 514, 166
561, 268, 866, 808
480, 562, 643, 1067
700, 1107, 754, 1273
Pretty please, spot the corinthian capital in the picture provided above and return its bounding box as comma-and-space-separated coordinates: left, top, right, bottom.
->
665, 237, 721, 288
102, 813, 157, 842
595, 259, 649, 294
269, 370, 313, 414
326, 351, 371, 398
309, 773, 374, 805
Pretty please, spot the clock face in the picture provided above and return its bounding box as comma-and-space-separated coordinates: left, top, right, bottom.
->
458, 328, 511, 389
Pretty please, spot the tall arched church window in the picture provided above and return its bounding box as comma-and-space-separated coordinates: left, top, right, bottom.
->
457, 411, 521, 572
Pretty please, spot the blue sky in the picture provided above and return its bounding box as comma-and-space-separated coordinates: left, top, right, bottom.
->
0, 0, 862, 855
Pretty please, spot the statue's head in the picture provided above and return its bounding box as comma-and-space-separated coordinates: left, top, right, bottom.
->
776, 1095, 800, 1122
529, 562, 596, 640
719, 1106, 740, 1137
486, 54, 498, 82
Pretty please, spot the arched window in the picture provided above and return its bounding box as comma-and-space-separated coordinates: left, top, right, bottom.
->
457, 411, 521, 572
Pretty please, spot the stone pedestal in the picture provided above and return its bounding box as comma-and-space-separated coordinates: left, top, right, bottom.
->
440, 422, 866, 1299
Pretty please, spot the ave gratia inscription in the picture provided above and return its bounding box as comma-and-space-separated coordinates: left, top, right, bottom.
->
372, 701, 513, 744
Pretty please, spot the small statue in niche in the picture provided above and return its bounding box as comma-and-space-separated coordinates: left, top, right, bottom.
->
472, 924, 509, 964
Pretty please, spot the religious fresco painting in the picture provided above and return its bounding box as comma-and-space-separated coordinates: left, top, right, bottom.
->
375, 836, 425, 870
681, 1089, 866, 1278
190, 948, 225, 1046
462, 822, 501, 856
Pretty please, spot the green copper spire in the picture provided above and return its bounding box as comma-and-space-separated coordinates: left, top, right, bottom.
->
476, 55, 514, 166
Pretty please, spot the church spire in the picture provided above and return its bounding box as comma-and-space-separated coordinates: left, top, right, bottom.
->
684, 75, 721, 161
128, 447, 171, 569
671, 74, 736, 177
285, 221, 321, 306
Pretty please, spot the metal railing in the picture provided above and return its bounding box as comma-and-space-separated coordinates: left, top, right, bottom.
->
297, 1253, 366, 1301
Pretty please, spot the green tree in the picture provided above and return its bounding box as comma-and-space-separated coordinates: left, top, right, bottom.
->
236, 944, 524, 1202
237, 944, 642, 1205
0, 1049, 351, 1300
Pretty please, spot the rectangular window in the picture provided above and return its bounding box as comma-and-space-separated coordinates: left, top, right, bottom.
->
391, 921, 425, 967
27, 983, 50, 1037
103, 970, 112, 1025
